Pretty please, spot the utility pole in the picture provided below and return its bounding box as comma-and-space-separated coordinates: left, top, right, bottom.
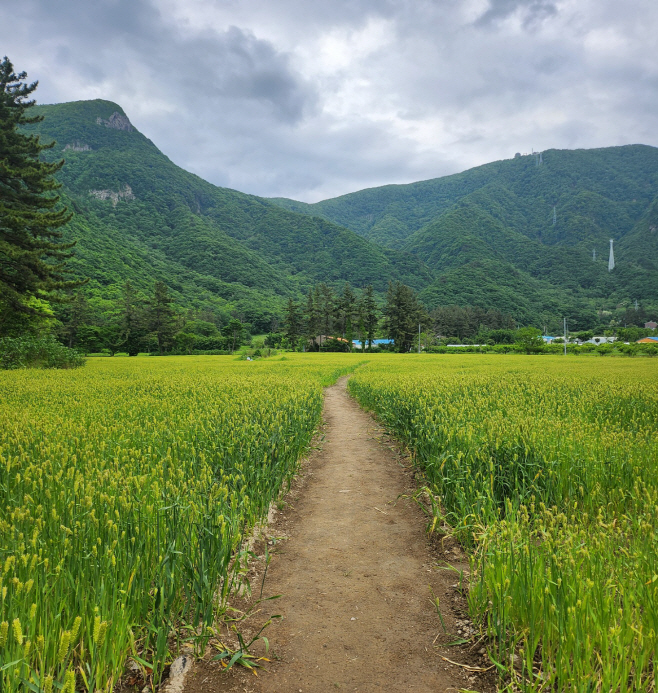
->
563, 317, 567, 356
418, 323, 421, 354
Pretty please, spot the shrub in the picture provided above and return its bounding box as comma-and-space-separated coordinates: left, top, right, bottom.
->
0, 335, 85, 370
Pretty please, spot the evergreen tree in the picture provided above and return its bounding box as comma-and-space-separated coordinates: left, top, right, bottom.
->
119, 281, 145, 356
317, 284, 335, 337
148, 281, 177, 354
362, 284, 379, 349
303, 289, 319, 350
337, 283, 357, 340
0, 57, 81, 335
59, 291, 89, 348
283, 297, 302, 348
356, 297, 367, 351
383, 281, 428, 352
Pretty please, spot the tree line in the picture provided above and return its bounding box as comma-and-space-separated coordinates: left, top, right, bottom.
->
56, 281, 251, 355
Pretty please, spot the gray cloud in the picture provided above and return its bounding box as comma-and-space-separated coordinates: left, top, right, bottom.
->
474, 0, 558, 28
1, 0, 658, 201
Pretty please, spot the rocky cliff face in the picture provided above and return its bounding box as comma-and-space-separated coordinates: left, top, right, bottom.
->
89, 184, 135, 207
63, 141, 92, 151
96, 112, 133, 131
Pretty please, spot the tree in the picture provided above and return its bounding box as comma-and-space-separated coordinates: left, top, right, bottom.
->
362, 284, 379, 350
119, 281, 145, 356
148, 281, 177, 354
303, 289, 319, 350
515, 327, 544, 354
317, 284, 335, 337
58, 291, 89, 348
383, 281, 428, 353
337, 283, 356, 339
222, 318, 245, 353
0, 57, 81, 335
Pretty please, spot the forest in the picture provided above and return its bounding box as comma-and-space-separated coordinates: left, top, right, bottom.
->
1, 80, 657, 355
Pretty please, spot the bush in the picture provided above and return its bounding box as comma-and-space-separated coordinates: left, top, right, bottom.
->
0, 335, 86, 370
319, 338, 350, 352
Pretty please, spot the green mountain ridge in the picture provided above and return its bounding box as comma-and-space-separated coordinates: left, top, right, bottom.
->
22, 99, 658, 333
272, 146, 658, 328
28, 100, 432, 331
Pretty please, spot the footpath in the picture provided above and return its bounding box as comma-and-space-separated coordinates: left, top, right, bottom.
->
183, 377, 494, 693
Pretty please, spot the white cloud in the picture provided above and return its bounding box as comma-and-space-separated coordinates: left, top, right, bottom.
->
2, 0, 658, 201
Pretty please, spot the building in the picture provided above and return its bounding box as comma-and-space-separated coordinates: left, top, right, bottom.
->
584, 336, 616, 345
645, 321, 657, 329
637, 337, 658, 344
311, 335, 350, 348
352, 338, 394, 349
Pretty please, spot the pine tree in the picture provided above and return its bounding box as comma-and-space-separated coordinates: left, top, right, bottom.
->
59, 291, 89, 348
362, 284, 379, 350
383, 281, 428, 352
318, 284, 335, 337
119, 281, 145, 356
148, 281, 177, 354
338, 283, 356, 341
0, 57, 80, 335
303, 289, 319, 350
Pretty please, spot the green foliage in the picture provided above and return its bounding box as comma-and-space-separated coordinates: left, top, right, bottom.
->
0, 58, 82, 334
20, 99, 432, 335
431, 304, 516, 341
515, 326, 544, 353
0, 334, 85, 369
272, 146, 658, 327
349, 356, 658, 690
383, 281, 428, 352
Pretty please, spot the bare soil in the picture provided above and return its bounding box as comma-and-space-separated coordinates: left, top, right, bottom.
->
185, 377, 496, 693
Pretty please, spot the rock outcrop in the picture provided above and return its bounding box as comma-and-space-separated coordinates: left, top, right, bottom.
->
96, 112, 134, 131
63, 141, 92, 152
89, 184, 135, 207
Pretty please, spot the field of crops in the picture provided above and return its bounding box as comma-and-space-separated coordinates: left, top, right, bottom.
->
3, 352, 656, 692
0, 355, 363, 692
349, 355, 658, 691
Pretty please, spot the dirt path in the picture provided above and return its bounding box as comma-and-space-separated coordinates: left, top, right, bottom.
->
185, 377, 495, 693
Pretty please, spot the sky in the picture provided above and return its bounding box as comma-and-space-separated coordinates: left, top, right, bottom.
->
2, 0, 658, 202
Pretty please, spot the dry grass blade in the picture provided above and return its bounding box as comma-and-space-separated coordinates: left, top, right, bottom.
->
440, 655, 495, 672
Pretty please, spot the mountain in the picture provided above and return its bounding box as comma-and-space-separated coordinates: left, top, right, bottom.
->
27, 100, 432, 331
272, 146, 658, 328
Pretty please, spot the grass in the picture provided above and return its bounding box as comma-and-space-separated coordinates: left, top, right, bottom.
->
349, 354, 658, 691
3, 352, 656, 691
0, 354, 364, 691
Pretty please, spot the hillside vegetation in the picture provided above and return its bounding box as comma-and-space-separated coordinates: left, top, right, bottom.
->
27, 100, 431, 331
273, 146, 658, 328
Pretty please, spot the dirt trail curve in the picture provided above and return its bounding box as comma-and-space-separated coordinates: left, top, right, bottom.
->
185, 377, 495, 693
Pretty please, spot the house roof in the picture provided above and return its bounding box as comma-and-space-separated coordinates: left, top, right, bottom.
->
637, 337, 658, 343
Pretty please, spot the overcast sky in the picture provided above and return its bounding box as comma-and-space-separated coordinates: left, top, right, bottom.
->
2, 0, 658, 201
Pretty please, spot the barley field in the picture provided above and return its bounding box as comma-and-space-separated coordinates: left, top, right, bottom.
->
349, 355, 658, 691
2, 353, 656, 692
0, 355, 362, 692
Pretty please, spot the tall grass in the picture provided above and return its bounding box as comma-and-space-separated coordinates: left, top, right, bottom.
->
0, 354, 363, 691
349, 355, 658, 691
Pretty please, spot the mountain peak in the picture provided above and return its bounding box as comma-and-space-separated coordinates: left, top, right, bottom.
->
96, 111, 133, 132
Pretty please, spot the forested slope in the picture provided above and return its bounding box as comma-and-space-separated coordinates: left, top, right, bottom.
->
30, 100, 431, 330
272, 146, 658, 327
